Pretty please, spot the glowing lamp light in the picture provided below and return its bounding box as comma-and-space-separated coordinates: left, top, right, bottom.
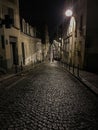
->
65, 9, 73, 17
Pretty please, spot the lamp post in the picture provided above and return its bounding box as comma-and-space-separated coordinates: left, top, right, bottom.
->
65, 8, 80, 76
65, 8, 74, 65
65, 8, 76, 67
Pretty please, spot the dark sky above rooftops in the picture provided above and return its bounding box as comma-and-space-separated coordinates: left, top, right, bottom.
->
19, 0, 66, 41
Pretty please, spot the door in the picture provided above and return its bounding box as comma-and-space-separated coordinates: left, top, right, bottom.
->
21, 42, 25, 65
11, 42, 18, 65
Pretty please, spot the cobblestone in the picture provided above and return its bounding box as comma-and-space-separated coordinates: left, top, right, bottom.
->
0, 63, 98, 129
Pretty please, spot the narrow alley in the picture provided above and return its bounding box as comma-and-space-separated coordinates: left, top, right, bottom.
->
0, 62, 97, 130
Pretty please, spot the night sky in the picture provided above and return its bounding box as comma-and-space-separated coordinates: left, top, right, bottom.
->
19, 0, 66, 41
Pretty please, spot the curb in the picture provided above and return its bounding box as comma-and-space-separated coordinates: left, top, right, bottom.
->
60, 64, 98, 96
80, 77, 98, 95
0, 62, 45, 83
0, 74, 16, 82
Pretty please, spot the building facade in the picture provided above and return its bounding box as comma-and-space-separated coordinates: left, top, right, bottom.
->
62, 0, 98, 72
0, 0, 20, 69
0, 0, 43, 71
20, 19, 42, 65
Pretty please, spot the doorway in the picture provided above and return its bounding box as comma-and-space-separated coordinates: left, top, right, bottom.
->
21, 42, 25, 65
9, 36, 18, 65
12, 43, 18, 64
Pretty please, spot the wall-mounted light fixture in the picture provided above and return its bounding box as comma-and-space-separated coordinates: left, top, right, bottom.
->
65, 9, 73, 17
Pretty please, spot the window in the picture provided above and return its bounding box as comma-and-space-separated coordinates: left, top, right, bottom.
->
8, 7, 14, 25
21, 42, 25, 65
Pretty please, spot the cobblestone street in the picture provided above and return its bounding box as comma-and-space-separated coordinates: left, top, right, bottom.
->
0, 63, 98, 130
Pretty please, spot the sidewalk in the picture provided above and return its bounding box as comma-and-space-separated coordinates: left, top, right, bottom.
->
79, 70, 98, 95
0, 62, 44, 82
0, 65, 31, 82
60, 62, 98, 95
0, 69, 20, 82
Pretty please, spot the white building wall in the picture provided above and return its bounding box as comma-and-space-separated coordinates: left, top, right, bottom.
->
0, 0, 42, 70
20, 32, 42, 66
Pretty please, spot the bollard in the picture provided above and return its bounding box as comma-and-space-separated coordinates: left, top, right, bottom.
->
20, 61, 23, 71
73, 64, 74, 74
66, 63, 68, 69
63, 62, 65, 68
69, 64, 70, 71
0, 56, 3, 68
64, 62, 65, 68
77, 64, 79, 77
15, 64, 18, 73
62, 62, 64, 67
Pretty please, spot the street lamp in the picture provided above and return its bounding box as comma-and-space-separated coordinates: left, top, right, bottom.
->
65, 9, 73, 17
65, 8, 76, 67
